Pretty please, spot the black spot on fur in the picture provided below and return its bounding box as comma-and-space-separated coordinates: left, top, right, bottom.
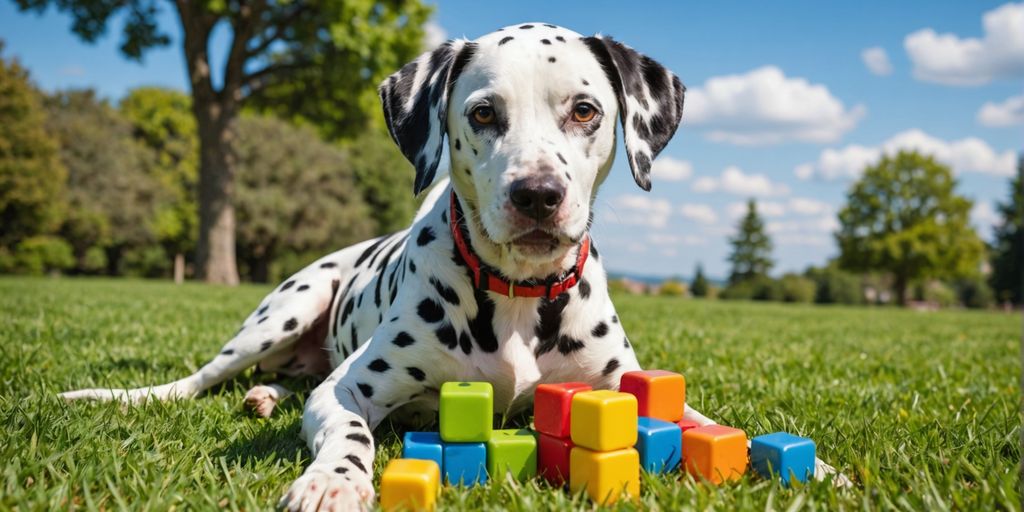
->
407, 366, 426, 381
349, 420, 363, 427
417, 226, 436, 246
592, 321, 609, 338
565, 171, 572, 181
346, 433, 372, 446
541, 39, 551, 45
557, 152, 567, 165
578, 278, 591, 299
430, 277, 461, 305
436, 323, 458, 350
590, 242, 599, 259
392, 331, 415, 347
459, 332, 473, 355
283, 318, 298, 331
220, 349, 234, 355
280, 280, 295, 291
320, 262, 337, 268
368, 358, 391, 372
441, 211, 447, 225
345, 454, 367, 473
534, 293, 570, 357
519, 24, 533, 29
623, 337, 631, 349
355, 235, 390, 267
612, 315, 619, 324
499, 36, 514, 45
557, 335, 585, 355
582, 78, 589, 86
260, 341, 273, 352
334, 466, 348, 474
603, 358, 620, 376
455, 138, 461, 151
556, 35, 566, 42
296, 284, 310, 292
417, 298, 445, 323
548, 57, 556, 63
339, 297, 355, 326
472, 148, 478, 155
468, 288, 499, 352
409, 259, 417, 273
357, 383, 374, 398
257, 305, 269, 316
544, 23, 557, 28
350, 323, 359, 352
257, 316, 268, 324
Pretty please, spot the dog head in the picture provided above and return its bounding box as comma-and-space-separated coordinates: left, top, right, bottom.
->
380, 23, 684, 276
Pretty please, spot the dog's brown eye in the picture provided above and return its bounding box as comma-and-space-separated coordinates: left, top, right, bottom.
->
472, 106, 496, 125
573, 103, 596, 123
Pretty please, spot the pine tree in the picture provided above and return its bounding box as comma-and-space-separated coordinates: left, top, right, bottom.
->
691, 263, 710, 297
989, 155, 1023, 305
727, 200, 774, 285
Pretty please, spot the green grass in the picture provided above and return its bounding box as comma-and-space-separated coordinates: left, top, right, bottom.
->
1, 276, 1019, 510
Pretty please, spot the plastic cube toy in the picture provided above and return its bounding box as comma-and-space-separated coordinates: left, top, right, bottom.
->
402, 432, 444, 473
487, 429, 537, 481
682, 425, 748, 484
619, 370, 686, 422
635, 417, 682, 473
569, 446, 640, 504
443, 443, 488, 486
537, 433, 574, 486
533, 382, 592, 438
380, 458, 440, 511
439, 382, 493, 443
570, 390, 638, 451
750, 432, 816, 486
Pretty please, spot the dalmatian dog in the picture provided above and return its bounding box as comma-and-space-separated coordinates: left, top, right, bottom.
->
61, 23, 849, 510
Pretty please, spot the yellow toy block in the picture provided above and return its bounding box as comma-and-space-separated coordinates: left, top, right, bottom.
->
682, 425, 748, 484
569, 446, 640, 504
380, 458, 441, 511
570, 390, 638, 451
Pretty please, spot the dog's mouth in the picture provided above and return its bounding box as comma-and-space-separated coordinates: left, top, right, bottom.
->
513, 229, 561, 249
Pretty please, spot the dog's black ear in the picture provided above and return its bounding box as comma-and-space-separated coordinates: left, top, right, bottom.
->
584, 36, 685, 191
379, 40, 477, 195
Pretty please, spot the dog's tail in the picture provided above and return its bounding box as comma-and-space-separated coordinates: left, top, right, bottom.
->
58, 242, 377, 404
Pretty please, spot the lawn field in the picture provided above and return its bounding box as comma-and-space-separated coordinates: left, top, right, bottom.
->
1, 276, 1020, 510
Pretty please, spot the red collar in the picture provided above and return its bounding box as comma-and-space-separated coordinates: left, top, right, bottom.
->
449, 190, 590, 300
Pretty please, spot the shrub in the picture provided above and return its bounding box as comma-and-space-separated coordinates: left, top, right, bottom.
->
722, 275, 779, 301
955, 277, 995, 309
13, 236, 73, 275
806, 264, 864, 304
659, 279, 687, 297
779, 273, 815, 303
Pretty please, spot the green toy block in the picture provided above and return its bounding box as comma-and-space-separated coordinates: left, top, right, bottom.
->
487, 428, 538, 481
439, 382, 493, 442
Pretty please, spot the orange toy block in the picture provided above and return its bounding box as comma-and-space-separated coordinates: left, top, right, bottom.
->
380, 458, 441, 511
619, 369, 686, 422
682, 425, 748, 484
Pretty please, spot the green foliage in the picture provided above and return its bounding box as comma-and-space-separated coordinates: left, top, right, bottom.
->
915, 281, 958, 308
6, 236, 74, 274
721, 275, 779, 301
778, 273, 816, 303
837, 151, 984, 305
0, 46, 66, 250
234, 115, 374, 283
727, 199, 773, 285
658, 279, 687, 297
805, 263, 864, 305
345, 127, 418, 233
954, 277, 995, 309
988, 156, 1023, 305
44, 90, 162, 274
690, 264, 709, 298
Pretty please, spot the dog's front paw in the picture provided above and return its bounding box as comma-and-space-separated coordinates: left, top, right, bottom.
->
278, 468, 374, 512
814, 457, 854, 488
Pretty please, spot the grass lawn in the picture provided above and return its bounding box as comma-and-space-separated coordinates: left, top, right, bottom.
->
0, 276, 1019, 510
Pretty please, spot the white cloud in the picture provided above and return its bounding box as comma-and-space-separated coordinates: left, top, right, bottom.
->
691, 166, 791, 197
423, 20, 448, 49
861, 47, 893, 76
728, 198, 834, 220
972, 200, 1001, 240
60, 65, 85, 77
651, 156, 693, 181
685, 66, 865, 145
647, 233, 708, 247
679, 204, 718, 225
608, 194, 673, 228
767, 217, 840, 247
904, 2, 1024, 85
795, 129, 1016, 180
787, 197, 833, 216
977, 93, 1024, 126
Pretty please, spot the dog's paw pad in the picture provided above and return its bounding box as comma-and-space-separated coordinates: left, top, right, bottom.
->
279, 469, 373, 512
244, 386, 279, 418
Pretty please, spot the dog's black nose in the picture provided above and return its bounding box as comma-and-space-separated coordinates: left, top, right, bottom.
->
509, 178, 565, 220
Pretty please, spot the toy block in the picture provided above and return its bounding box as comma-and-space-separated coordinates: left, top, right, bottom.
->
486, 428, 537, 481
682, 425, 748, 484
402, 432, 444, 473
439, 382, 493, 443
635, 417, 682, 473
750, 432, 816, 486
619, 370, 686, 422
537, 433, 574, 486
676, 419, 700, 456
533, 382, 592, 438
380, 458, 440, 512
570, 390, 638, 451
569, 446, 640, 505
443, 443, 488, 486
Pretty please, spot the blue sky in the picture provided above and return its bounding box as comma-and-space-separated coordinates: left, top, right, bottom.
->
2, 1, 1021, 279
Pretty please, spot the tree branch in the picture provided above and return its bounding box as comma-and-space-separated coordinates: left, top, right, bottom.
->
222, 1, 265, 102
245, 4, 309, 59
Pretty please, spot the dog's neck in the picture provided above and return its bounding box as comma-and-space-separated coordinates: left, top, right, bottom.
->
452, 192, 582, 283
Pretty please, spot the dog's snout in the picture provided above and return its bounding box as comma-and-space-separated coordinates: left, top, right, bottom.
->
509, 177, 566, 220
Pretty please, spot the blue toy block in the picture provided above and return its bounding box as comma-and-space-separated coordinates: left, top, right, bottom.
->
403, 431, 445, 473
443, 443, 488, 486
751, 432, 816, 486
635, 417, 682, 473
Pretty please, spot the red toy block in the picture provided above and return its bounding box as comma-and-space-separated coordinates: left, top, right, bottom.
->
537, 432, 574, 486
533, 382, 592, 438
619, 370, 686, 422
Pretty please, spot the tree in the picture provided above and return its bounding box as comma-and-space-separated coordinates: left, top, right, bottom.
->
120, 87, 198, 283
778, 273, 815, 303
691, 263, 709, 298
727, 199, 773, 285
44, 90, 162, 275
14, 0, 432, 284
234, 115, 373, 283
836, 151, 984, 306
346, 127, 418, 234
0, 44, 66, 259
805, 262, 864, 305
989, 156, 1023, 305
